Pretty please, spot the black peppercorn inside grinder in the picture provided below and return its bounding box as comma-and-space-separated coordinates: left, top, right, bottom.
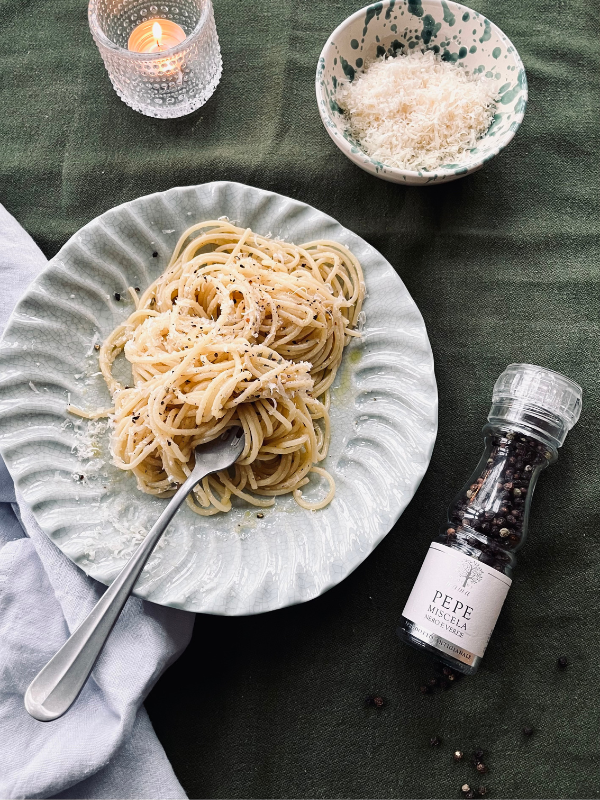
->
397, 363, 582, 675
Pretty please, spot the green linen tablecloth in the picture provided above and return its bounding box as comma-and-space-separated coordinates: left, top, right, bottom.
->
2, 0, 599, 797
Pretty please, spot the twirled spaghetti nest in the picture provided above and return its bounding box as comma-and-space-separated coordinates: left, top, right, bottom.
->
72, 220, 364, 514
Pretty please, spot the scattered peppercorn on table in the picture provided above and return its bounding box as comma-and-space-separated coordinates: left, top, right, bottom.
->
2, 0, 598, 798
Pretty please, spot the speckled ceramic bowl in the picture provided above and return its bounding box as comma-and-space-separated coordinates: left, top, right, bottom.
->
316, 0, 527, 185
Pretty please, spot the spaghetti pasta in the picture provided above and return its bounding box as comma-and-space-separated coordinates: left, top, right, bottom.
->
73, 220, 364, 514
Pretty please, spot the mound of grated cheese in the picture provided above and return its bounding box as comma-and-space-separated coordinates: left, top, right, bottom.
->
337, 49, 499, 171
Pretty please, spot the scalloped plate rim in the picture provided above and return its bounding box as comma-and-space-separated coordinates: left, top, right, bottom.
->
0, 182, 438, 615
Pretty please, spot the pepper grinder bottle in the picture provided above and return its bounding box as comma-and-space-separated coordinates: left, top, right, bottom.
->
397, 364, 582, 675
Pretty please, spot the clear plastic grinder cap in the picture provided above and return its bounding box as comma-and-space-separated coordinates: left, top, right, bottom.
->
489, 364, 582, 448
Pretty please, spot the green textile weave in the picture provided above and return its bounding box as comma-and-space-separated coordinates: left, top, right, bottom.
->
1, 0, 599, 797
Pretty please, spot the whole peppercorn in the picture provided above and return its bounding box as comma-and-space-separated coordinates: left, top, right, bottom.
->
152, 251, 158, 258
114, 292, 121, 301
365, 695, 385, 708
461, 785, 471, 795
453, 750, 464, 762
473, 749, 484, 762
420, 684, 431, 695
476, 763, 488, 774
465, 792, 475, 799
522, 726, 535, 736
477, 787, 488, 797
430, 735, 442, 747
557, 656, 569, 669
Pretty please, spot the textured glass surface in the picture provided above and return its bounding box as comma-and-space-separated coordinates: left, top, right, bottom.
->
88, 0, 222, 118
399, 424, 556, 675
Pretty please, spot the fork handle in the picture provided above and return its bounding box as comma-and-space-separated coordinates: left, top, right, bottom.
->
24, 471, 203, 722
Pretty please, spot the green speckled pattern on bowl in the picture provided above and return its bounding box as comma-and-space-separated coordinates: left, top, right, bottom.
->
316, 0, 527, 185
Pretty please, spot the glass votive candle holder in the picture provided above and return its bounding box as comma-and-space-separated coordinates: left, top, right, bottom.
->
88, 0, 222, 119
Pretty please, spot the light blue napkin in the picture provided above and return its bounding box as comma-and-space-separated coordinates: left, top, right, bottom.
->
0, 204, 195, 800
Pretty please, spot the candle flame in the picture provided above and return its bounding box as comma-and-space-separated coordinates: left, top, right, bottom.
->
152, 21, 163, 46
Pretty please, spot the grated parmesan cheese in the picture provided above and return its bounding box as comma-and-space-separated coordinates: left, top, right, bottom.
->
72, 417, 111, 461
337, 50, 498, 171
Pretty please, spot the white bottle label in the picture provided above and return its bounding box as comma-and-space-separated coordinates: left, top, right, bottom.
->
402, 544, 512, 663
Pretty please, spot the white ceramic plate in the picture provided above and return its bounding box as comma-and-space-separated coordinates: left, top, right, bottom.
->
0, 182, 437, 614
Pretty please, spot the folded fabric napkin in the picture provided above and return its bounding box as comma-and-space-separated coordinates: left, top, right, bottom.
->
0, 204, 195, 800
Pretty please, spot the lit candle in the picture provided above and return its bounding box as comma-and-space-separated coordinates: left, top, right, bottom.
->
127, 19, 187, 53
89, 0, 222, 118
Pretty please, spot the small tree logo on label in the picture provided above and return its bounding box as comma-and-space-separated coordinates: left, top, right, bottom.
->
459, 559, 484, 588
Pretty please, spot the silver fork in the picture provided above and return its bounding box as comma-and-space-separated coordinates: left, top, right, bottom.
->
24, 427, 246, 722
